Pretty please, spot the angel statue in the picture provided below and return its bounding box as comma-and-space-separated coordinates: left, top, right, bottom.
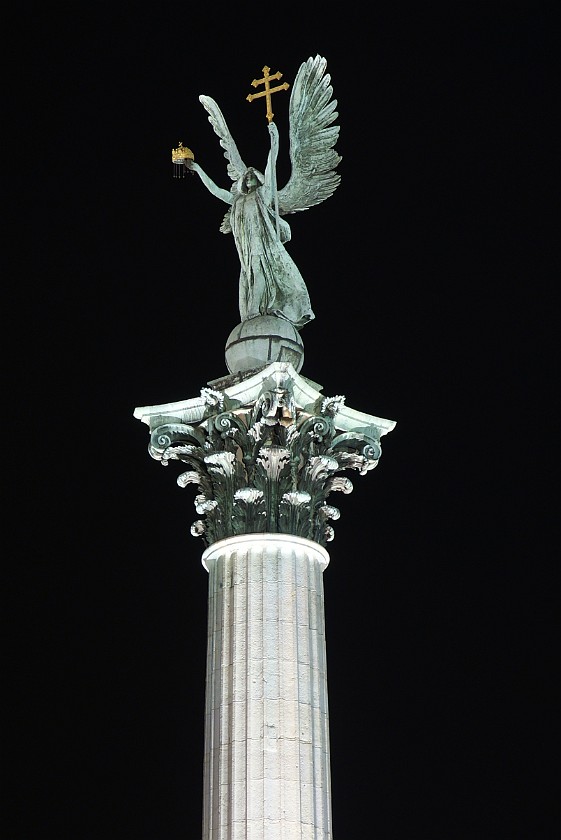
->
184, 55, 341, 331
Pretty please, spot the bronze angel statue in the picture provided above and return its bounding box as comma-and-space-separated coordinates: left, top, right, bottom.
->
184, 55, 341, 330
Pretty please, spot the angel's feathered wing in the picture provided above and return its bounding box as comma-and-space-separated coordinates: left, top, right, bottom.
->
277, 55, 341, 214
199, 94, 247, 181
198, 95, 247, 232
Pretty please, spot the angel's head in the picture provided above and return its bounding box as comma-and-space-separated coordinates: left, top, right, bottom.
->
239, 167, 264, 194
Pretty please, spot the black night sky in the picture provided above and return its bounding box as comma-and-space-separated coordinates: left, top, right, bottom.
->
10, 5, 556, 839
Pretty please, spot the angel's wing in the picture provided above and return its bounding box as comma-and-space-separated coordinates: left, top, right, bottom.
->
199, 95, 247, 182
277, 55, 341, 214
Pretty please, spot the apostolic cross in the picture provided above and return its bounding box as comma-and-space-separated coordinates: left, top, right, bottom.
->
246, 65, 289, 122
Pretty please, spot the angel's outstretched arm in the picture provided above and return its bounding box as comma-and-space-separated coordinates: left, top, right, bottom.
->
186, 160, 233, 205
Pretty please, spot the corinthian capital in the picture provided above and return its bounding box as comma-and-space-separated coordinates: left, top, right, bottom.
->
134, 362, 395, 547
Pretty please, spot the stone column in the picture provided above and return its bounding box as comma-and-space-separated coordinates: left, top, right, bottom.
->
134, 360, 396, 837
201, 533, 332, 840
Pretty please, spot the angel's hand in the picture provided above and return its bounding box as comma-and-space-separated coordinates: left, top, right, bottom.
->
268, 122, 279, 141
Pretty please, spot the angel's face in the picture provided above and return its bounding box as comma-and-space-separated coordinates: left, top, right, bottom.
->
244, 169, 261, 191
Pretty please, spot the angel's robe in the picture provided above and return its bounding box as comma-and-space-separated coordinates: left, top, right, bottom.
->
229, 174, 315, 330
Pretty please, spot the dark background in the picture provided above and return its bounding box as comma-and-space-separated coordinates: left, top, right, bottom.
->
10, 4, 556, 839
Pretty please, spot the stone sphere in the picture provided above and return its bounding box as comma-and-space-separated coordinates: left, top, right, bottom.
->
225, 315, 304, 375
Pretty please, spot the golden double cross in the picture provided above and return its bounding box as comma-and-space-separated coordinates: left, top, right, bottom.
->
246, 66, 289, 123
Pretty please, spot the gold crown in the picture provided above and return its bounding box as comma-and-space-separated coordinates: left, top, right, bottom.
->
172, 141, 194, 163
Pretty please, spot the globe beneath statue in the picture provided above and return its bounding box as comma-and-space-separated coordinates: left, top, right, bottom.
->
225, 315, 304, 375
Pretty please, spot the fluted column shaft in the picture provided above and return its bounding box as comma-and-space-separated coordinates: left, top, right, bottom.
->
201, 534, 333, 840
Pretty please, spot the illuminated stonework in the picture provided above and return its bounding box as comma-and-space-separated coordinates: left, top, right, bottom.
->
134, 362, 395, 548
201, 534, 332, 839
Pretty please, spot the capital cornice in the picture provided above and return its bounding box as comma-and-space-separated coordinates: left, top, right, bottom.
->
134, 362, 396, 548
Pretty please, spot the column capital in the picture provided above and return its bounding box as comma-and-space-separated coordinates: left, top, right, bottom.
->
134, 361, 396, 548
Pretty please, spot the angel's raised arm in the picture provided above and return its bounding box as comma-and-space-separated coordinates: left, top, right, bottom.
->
264, 122, 279, 204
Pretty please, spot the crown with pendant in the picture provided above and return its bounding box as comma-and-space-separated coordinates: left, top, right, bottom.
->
171, 141, 194, 163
